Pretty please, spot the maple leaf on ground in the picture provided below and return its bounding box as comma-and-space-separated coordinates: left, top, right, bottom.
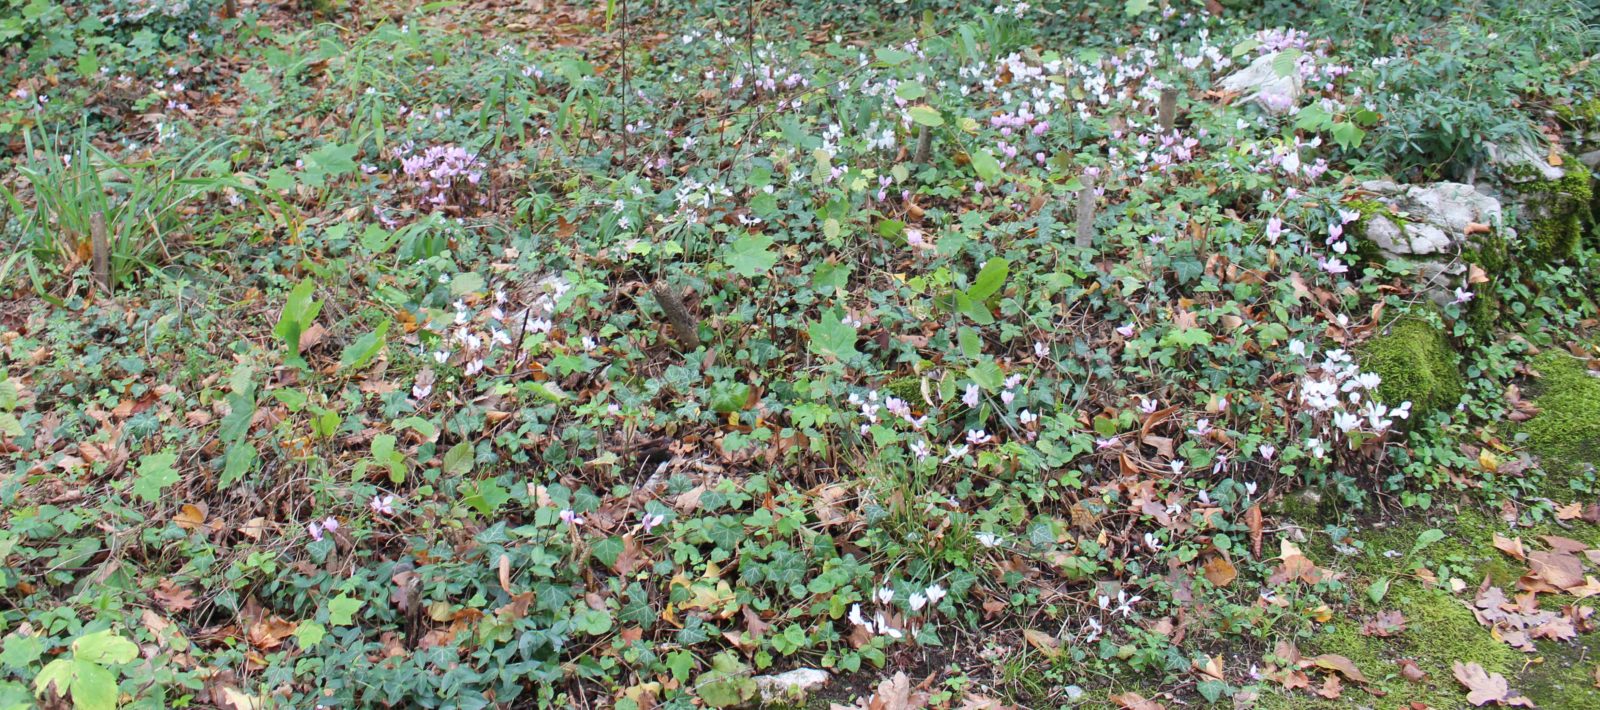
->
1361, 610, 1407, 637
831, 672, 930, 710
1108, 691, 1166, 710
1397, 659, 1428, 683
1492, 534, 1525, 560
1452, 662, 1534, 707
1528, 551, 1585, 590
153, 579, 198, 612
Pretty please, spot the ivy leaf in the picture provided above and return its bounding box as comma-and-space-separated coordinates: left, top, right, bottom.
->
132, 452, 179, 503
969, 149, 1002, 182
907, 105, 944, 127
273, 279, 321, 367
873, 47, 914, 66
67, 662, 117, 710
71, 631, 136, 666
895, 82, 927, 101
967, 257, 1010, 301
724, 233, 778, 278
807, 312, 858, 361
294, 622, 327, 648
338, 320, 390, 371
328, 594, 364, 626
442, 441, 474, 477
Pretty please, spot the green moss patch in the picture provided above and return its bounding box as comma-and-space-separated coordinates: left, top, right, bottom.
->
1360, 317, 1464, 416
1523, 352, 1600, 494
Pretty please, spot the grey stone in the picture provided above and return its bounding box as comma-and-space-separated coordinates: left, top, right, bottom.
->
1217, 52, 1303, 115
1485, 139, 1565, 182
753, 668, 830, 704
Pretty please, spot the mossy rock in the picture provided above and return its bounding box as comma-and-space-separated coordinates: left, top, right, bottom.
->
1522, 352, 1600, 490
1359, 317, 1463, 416
1507, 158, 1593, 262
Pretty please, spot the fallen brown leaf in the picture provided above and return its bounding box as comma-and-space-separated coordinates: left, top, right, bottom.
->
1452, 661, 1533, 707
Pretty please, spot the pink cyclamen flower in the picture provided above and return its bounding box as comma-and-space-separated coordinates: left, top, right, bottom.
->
370, 495, 396, 515
308, 517, 338, 542
559, 509, 585, 526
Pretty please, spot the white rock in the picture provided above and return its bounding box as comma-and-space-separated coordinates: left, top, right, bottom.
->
753, 668, 830, 703
1217, 53, 1303, 115
1486, 139, 1565, 182
1359, 180, 1502, 256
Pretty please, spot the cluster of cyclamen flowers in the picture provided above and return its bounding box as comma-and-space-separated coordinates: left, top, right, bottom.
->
847, 582, 947, 640
418, 276, 571, 384
848, 371, 1040, 465
1291, 339, 1411, 459
392, 142, 484, 213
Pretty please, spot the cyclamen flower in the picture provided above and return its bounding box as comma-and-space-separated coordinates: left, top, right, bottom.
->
1452, 287, 1474, 305
962, 384, 981, 408
909, 592, 927, 611
875, 586, 894, 605
308, 517, 339, 542
924, 584, 946, 605
370, 495, 396, 515
1116, 324, 1136, 338
642, 512, 666, 533
559, 509, 585, 526
848, 604, 874, 633
1265, 217, 1283, 243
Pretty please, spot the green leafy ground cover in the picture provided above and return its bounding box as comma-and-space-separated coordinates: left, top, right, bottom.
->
3, 0, 1600, 708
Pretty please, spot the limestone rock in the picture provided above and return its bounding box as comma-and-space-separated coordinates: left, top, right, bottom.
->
753, 668, 830, 704
1486, 138, 1566, 183
1217, 52, 1303, 115
1357, 180, 1502, 257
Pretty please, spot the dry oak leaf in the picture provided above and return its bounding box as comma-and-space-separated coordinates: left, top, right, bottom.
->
1452, 662, 1534, 707
153, 580, 198, 612
1361, 610, 1407, 637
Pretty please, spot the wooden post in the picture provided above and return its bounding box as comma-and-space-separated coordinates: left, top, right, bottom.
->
89, 211, 111, 294
652, 282, 701, 350
1158, 87, 1179, 134
1074, 176, 1096, 250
